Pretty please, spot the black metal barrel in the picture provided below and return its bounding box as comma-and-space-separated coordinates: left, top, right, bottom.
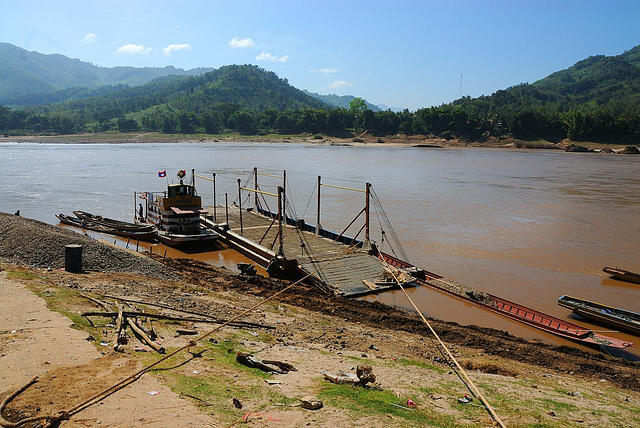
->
64, 244, 82, 273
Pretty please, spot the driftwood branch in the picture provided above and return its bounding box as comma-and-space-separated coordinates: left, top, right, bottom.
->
236, 352, 296, 374
80, 293, 113, 312
126, 317, 165, 354
112, 306, 126, 352
103, 295, 272, 329
82, 311, 274, 330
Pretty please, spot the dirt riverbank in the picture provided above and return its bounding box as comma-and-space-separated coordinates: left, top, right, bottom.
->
1, 214, 639, 426
3, 131, 636, 153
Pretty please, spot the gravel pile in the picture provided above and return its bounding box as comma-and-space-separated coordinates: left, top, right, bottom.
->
0, 212, 175, 280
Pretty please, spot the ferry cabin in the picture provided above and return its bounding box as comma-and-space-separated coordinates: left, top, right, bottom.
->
145, 183, 207, 234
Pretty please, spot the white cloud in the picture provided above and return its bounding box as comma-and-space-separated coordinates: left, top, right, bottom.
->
256, 52, 289, 63
229, 37, 255, 48
311, 68, 337, 76
115, 44, 153, 55
82, 33, 97, 44
326, 80, 353, 89
162, 43, 192, 56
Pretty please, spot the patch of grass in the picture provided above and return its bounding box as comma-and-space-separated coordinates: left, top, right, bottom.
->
6, 270, 44, 281
162, 371, 294, 423
538, 398, 578, 413
317, 381, 459, 427
204, 337, 272, 379
398, 358, 447, 374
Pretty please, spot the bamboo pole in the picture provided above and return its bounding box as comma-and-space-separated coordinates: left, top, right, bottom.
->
254, 167, 259, 209
213, 172, 217, 223
238, 179, 243, 235
316, 175, 321, 235
277, 186, 284, 256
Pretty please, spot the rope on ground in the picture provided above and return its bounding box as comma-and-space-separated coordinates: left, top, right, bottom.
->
0, 242, 359, 428
379, 257, 506, 427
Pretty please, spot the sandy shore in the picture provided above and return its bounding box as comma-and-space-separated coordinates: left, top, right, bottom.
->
3, 131, 636, 152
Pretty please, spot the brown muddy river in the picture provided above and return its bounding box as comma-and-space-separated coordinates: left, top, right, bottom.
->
1, 141, 639, 356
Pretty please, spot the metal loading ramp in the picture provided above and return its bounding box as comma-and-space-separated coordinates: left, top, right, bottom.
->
300, 252, 391, 297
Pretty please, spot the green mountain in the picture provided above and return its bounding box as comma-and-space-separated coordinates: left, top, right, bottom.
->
303, 90, 381, 111
48, 64, 327, 117
453, 45, 640, 114
0, 43, 213, 103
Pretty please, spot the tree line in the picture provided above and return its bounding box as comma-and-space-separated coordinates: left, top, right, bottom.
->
1, 99, 639, 143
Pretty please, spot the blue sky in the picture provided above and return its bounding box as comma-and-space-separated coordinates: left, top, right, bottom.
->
1, 0, 639, 109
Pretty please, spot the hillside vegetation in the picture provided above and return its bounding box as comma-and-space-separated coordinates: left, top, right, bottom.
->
1, 44, 640, 143
0, 43, 213, 103
303, 90, 381, 111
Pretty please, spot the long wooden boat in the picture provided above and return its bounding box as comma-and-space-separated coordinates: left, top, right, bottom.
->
56, 214, 157, 242
558, 295, 640, 336
378, 251, 632, 349
603, 267, 640, 285
73, 210, 155, 232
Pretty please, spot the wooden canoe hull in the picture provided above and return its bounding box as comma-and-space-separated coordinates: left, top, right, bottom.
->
73, 211, 155, 232
156, 229, 218, 248
558, 295, 640, 336
603, 267, 640, 284
57, 214, 157, 242
378, 252, 632, 349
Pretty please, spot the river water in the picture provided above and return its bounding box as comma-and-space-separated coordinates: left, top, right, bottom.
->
1, 141, 639, 355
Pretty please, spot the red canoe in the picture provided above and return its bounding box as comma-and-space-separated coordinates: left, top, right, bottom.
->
379, 252, 632, 349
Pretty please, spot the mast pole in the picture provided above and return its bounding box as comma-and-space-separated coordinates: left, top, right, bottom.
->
192, 169, 195, 193
225, 193, 229, 224
133, 191, 136, 220
253, 167, 258, 210
282, 170, 286, 224
238, 179, 243, 235
365, 182, 371, 248
277, 186, 284, 256
316, 175, 321, 235
212, 172, 217, 223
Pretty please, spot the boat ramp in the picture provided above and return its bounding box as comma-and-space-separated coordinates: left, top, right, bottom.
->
195, 169, 412, 297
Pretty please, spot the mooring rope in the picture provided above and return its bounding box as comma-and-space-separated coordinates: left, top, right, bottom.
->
0, 242, 360, 427
378, 257, 506, 427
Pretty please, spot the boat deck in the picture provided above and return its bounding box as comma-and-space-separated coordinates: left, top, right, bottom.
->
205, 206, 400, 296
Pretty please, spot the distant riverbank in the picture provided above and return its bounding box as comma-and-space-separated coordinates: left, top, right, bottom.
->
3, 131, 636, 153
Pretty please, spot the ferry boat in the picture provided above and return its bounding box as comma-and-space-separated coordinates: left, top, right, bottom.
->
138, 170, 218, 248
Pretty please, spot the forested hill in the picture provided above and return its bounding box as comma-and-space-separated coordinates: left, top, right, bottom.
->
0, 43, 213, 103
303, 90, 381, 111
453, 45, 640, 114
41, 64, 327, 115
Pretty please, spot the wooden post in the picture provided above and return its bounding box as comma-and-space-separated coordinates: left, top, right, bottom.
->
225, 193, 229, 224
316, 175, 321, 235
277, 186, 284, 256
213, 172, 217, 223
126, 238, 130, 249
253, 167, 258, 210
192, 169, 196, 193
282, 170, 286, 224
237, 179, 243, 235
136, 240, 139, 251
133, 191, 136, 220
365, 182, 371, 246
